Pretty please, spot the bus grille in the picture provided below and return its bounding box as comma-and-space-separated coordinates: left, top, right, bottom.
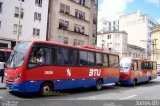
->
5, 76, 15, 82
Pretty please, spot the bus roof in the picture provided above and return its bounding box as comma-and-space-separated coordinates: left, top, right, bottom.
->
121, 57, 156, 62
29, 40, 119, 56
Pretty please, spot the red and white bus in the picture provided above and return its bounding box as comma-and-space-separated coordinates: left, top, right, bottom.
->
4, 41, 120, 95
119, 57, 157, 86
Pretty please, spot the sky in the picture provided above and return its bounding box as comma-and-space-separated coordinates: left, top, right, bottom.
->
98, 0, 160, 31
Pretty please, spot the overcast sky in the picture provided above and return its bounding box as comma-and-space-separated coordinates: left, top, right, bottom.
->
98, 0, 160, 31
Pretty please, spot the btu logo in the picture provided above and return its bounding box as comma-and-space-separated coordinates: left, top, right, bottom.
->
89, 69, 101, 76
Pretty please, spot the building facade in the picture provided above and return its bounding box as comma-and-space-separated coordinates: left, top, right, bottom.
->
102, 20, 119, 31
127, 44, 146, 58
97, 31, 128, 59
47, 0, 98, 46
0, 0, 49, 48
151, 25, 160, 68
102, 11, 158, 58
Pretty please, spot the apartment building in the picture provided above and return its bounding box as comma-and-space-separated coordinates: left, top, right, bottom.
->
97, 31, 128, 59
0, 0, 49, 48
151, 25, 160, 67
102, 11, 158, 57
47, 0, 98, 46
103, 20, 119, 31
127, 44, 146, 58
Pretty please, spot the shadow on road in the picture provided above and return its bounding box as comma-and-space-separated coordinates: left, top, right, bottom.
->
9, 79, 160, 99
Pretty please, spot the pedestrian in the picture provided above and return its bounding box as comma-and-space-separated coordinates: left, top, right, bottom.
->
0, 57, 5, 83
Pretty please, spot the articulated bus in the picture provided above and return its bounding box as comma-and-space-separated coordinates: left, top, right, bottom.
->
119, 57, 157, 86
4, 41, 120, 95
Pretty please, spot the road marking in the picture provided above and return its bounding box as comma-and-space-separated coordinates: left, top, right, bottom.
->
120, 95, 137, 100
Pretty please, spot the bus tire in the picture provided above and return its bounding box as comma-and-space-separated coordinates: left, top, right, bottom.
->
115, 82, 119, 86
96, 79, 103, 90
40, 82, 53, 96
132, 79, 136, 87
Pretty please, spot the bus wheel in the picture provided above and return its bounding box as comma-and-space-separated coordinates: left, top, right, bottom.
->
132, 79, 136, 87
115, 82, 119, 86
96, 80, 103, 90
40, 82, 53, 96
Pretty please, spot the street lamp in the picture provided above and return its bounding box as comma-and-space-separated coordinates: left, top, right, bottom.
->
16, 0, 22, 45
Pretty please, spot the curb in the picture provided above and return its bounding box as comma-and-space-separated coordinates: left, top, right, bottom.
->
0, 83, 6, 90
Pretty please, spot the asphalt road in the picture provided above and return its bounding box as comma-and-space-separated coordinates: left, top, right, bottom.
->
0, 76, 160, 106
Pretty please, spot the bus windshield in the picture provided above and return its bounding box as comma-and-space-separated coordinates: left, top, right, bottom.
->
120, 58, 131, 72
7, 42, 32, 68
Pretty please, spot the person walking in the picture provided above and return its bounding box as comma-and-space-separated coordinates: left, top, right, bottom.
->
0, 57, 5, 83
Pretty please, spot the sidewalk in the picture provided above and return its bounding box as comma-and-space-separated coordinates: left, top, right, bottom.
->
0, 76, 6, 89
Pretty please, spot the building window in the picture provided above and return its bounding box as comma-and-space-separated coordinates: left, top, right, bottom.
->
13, 24, 18, 35
60, 3, 65, 13
74, 24, 85, 34
34, 12, 41, 21
13, 24, 22, 35
73, 39, 84, 46
60, 3, 70, 14
108, 34, 111, 39
33, 28, 40, 36
0, 2, 3, 13
66, 5, 70, 14
35, 0, 42, 7
74, 39, 78, 46
79, 0, 85, 6
75, 9, 85, 20
58, 36, 68, 44
19, 0, 25, 2
59, 19, 69, 30
14, 7, 24, 19
64, 37, 68, 44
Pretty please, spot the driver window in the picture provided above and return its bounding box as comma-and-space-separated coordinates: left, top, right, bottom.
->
28, 46, 56, 69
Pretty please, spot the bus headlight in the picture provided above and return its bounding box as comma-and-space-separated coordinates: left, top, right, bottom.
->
15, 73, 22, 80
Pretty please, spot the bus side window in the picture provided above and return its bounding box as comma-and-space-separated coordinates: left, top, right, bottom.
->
79, 50, 88, 66
96, 53, 103, 66
109, 55, 119, 68
57, 47, 69, 65
69, 49, 78, 66
88, 52, 95, 66
103, 54, 109, 68
133, 61, 138, 70
141, 62, 144, 69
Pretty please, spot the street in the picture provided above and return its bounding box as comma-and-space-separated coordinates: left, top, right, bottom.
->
0, 76, 160, 106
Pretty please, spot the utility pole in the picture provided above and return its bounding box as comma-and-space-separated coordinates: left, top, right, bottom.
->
152, 39, 158, 61
16, 0, 22, 45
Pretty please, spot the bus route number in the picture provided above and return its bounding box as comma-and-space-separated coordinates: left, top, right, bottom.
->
44, 71, 53, 75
